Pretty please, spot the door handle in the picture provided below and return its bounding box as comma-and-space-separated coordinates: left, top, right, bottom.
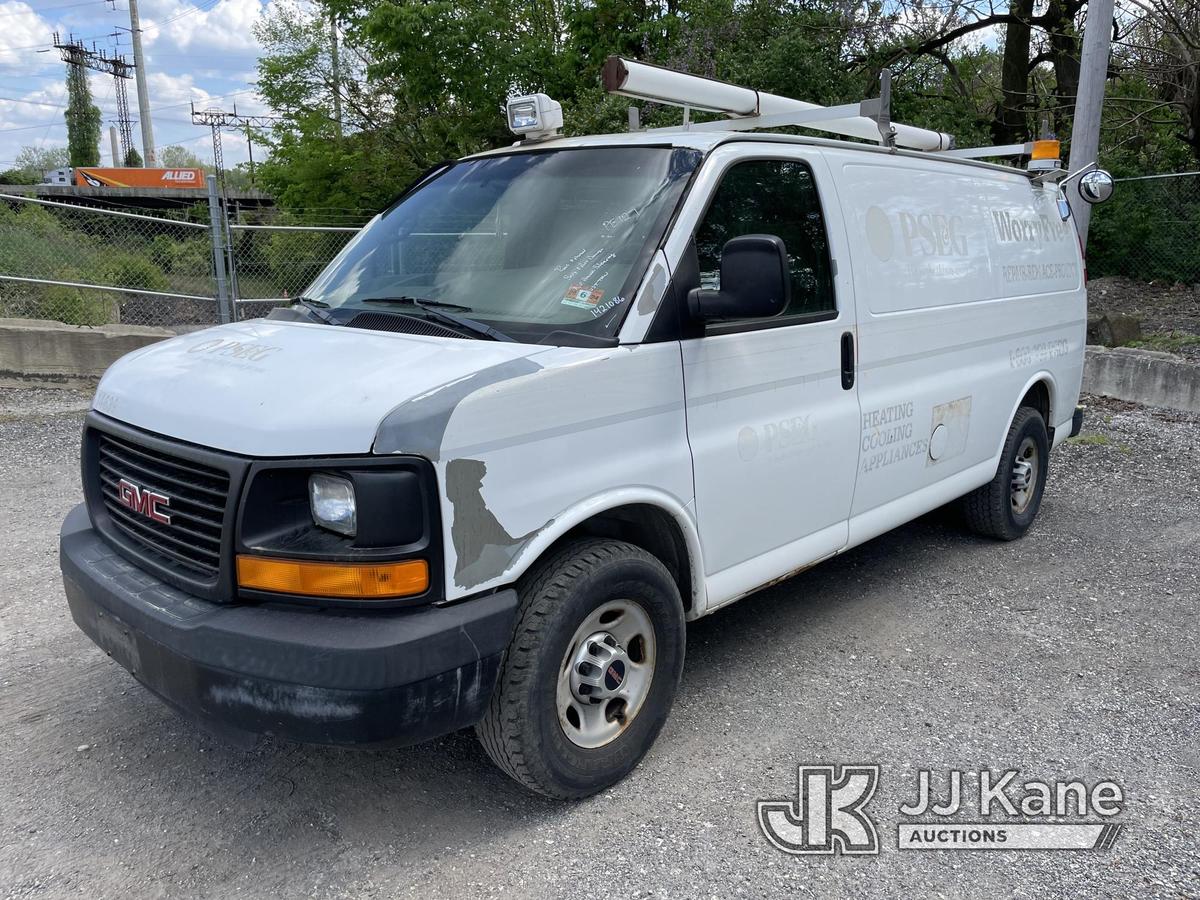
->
840, 331, 855, 390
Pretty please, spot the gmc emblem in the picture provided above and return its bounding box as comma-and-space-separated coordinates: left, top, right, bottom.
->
117, 478, 172, 525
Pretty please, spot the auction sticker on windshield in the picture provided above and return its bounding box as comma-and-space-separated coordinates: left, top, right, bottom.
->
562, 284, 605, 310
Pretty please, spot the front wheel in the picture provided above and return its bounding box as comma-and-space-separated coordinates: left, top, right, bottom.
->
475, 539, 685, 799
962, 406, 1050, 540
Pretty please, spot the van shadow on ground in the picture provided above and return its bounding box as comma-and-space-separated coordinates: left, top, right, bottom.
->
63, 505, 983, 859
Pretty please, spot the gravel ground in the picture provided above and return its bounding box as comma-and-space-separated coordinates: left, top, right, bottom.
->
0, 389, 1197, 899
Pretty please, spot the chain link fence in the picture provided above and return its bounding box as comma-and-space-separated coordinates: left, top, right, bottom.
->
227, 223, 361, 320
0, 193, 219, 327
2, 170, 1196, 331
0, 188, 365, 328
1089, 172, 1200, 286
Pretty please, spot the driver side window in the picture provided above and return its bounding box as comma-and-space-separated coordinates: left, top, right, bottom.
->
695, 159, 836, 319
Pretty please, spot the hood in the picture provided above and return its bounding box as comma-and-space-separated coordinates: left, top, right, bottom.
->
93, 319, 551, 457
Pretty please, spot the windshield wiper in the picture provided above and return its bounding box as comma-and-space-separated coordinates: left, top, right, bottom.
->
294, 297, 340, 326
359, 296, 514, 342
361, 296, 473, 312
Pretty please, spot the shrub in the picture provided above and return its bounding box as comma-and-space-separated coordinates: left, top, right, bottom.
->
97, 253, 170, 292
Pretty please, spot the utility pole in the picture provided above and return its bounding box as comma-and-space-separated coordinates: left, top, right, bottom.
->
109, 125, 120, 165
245, 122, 256, 186
1065, 0, 1116, 245
127, 0, 155, 165
329, 12, 343, 138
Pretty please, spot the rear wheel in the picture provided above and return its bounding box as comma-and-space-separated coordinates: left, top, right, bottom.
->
963, 406, 1050, 540
475, 539, 685, 799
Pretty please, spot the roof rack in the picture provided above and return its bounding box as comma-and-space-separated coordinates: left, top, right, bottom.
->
602, 57, 954, 152
936, 143, 1032, 159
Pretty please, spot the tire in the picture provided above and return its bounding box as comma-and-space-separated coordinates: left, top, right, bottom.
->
475, 538, 686, 799
962, 406, 1050, 541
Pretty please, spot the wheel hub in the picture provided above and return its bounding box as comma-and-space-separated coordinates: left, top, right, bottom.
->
568, 632, 631, 703
556, 599, 657, 750
1010, 436, 1039, 514
1012, 459, 1033, 490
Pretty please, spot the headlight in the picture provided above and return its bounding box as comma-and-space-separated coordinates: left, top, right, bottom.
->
309, 473, 356, 536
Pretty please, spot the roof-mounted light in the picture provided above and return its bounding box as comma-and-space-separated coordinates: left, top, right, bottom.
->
506, 93, 563, 141
1028, 139, 1062, 173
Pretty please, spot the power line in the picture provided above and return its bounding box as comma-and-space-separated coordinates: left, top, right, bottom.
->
137, 0, 222, 36
0, 120, 64, 133
0, 87, 262, 133
0, 0, 108, 16
0, 95, 63, 107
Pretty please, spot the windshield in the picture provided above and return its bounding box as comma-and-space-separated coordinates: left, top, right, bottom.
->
303, 146, 701, 342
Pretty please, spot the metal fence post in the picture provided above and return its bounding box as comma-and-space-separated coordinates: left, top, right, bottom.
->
206, 175, 232, 324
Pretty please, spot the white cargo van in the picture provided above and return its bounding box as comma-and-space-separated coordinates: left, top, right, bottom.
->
60, 59, 1111, 798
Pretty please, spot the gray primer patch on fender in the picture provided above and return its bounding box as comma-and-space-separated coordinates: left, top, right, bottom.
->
446, 458, 550, 589
373, 356, 543, 459
636, 260, 669, 315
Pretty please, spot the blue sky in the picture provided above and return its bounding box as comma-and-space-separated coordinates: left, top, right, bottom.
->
0, 0, 272, 171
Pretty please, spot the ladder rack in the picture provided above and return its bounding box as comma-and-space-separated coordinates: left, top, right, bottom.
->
603, 57, 952, 152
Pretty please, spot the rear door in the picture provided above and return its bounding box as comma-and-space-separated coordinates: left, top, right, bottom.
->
670, 146, 862, 604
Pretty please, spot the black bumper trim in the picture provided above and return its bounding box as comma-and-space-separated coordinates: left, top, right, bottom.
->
60, 504, 518, 747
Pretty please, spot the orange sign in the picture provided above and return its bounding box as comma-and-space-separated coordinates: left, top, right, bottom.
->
74, 167, 206, 189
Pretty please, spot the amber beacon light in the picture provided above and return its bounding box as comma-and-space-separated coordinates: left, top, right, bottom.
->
236, 556, 429, 599
1030, 139, 1061, 161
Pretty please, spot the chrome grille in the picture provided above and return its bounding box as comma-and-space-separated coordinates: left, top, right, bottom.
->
96, 432, 229, 578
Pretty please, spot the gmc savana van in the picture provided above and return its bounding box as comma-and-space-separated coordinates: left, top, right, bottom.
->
59, 59, 1110, 798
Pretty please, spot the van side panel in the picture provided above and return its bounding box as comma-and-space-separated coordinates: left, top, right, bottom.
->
826, 151, 1086, 532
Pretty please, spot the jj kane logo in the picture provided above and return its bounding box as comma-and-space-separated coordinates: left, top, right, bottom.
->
758, 765, 1124, 855
758, 765, 881, 855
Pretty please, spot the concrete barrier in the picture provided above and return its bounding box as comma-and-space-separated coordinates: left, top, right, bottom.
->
5, 317, 1199, 415
0, 318, 172, 388
1083, 345, 1200, 414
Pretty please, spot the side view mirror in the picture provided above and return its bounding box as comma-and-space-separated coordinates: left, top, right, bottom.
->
688, 235, 790, 320
1078, 169, 1115, 205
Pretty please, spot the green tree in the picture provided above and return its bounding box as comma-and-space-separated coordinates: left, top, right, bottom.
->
124, 147, 143, 167
159, 146, 209, 169
64, 65, 101, 167
251, 0, 1200, 227
6, 145, 70, 183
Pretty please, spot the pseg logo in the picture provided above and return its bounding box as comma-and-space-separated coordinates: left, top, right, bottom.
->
758, 765, 1125, 855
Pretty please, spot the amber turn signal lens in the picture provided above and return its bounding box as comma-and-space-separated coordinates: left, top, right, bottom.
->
236, 555, 429, 599
1031, 139, 1061, 161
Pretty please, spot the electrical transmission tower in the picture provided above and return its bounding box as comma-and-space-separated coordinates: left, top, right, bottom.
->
53, 33, 137, 165
190, 104, 277, 304
190, 103, 276, 198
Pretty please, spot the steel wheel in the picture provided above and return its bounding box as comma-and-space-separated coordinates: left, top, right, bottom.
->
556, 598, 657, 749
1010, 435, 1039, 514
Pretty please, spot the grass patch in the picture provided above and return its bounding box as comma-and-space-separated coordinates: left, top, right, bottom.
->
1067, 432, 1112, 446
1127, 331, 1200, 353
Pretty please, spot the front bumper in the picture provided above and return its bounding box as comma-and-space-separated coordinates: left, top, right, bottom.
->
60, 504, 518, 747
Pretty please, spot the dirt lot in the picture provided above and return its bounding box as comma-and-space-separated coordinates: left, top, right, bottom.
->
1088, 276, 1200, 362
0, 389, 1197, 899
